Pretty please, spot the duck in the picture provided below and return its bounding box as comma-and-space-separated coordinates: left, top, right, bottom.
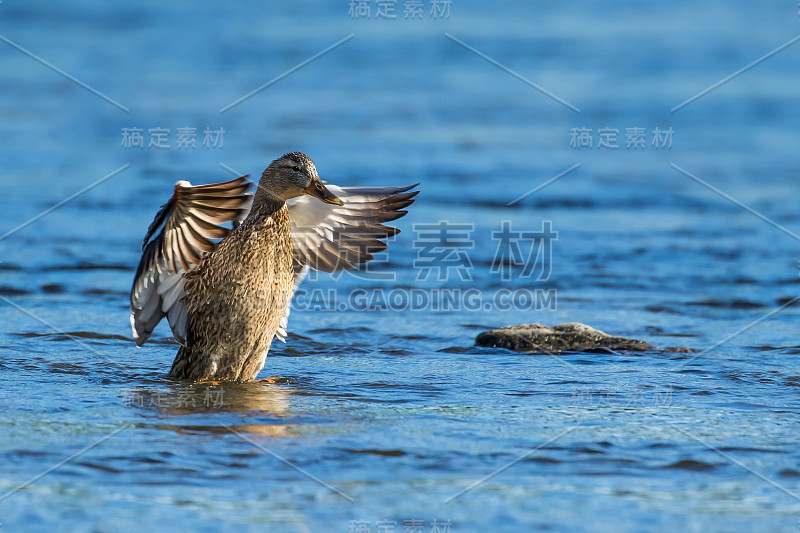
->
129, 152, 418, 381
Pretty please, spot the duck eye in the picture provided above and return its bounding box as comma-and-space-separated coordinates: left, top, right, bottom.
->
315, 182, 323, 190
292, 166, 300, 172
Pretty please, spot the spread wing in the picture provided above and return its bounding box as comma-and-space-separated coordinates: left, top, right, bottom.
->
129, 176, 253, 346
270, 183, 418, 342
287, 183, 419, 274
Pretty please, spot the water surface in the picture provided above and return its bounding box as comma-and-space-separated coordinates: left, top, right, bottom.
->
1, 1, 800, 531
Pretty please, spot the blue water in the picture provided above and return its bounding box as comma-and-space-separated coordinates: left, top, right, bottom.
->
2, 1, 800, 531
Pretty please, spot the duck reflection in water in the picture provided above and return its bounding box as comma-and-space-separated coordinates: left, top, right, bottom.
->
121, 381, 295, 437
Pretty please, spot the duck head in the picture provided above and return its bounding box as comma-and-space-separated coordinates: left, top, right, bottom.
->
257, 152, 343, 206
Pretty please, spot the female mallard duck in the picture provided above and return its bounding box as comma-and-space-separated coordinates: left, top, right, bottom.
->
130, 152, 418, 381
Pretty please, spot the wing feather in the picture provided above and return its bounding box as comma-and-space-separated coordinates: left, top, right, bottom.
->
287, 183, 418, 274
273, 183, 418, 341
129, 176, 253, 346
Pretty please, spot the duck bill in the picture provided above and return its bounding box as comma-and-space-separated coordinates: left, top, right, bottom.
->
305, 180, 343, 206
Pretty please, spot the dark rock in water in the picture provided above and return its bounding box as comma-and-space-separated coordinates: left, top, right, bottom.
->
662, 346, 694, 353
475, 322, 678, 354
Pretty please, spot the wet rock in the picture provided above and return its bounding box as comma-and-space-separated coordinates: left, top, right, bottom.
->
662, 346, 694, 353
475, 322, 666, 354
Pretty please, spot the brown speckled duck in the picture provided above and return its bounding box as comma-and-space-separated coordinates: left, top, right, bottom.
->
130, 152, 418, 381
